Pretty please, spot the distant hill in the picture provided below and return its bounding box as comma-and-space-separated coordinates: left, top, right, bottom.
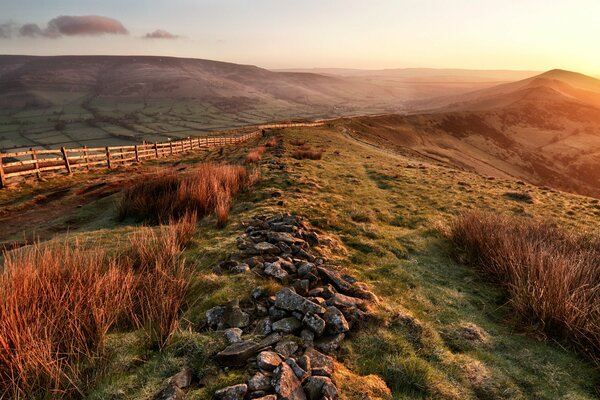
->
0, 55, 409, 150
346, 70, 600, 198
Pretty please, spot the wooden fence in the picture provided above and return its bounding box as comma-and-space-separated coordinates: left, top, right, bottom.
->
0, 121, 326, 189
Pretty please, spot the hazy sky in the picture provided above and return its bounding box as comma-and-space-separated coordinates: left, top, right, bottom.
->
1, 0, 600, 74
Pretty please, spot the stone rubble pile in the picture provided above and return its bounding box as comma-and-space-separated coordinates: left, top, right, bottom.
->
207, 214, 378, 400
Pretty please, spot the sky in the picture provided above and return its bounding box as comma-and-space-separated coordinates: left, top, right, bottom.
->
1, 0, 600, 74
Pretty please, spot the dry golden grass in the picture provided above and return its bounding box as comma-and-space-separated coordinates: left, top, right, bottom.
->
264, 138, 277, 147
0, 216, 197, 397
245, 146, 267, 164
447, 211, 600, 364
118, 163, 258, 227
292, 147, 323, 160
289, 139, 306, 146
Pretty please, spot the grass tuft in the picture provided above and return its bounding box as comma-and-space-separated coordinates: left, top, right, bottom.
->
245, 146, 267, 164
118, 163, 258, 226
0, 217, 197, 397
446, 210, 600, 364
292, 148, 323, 160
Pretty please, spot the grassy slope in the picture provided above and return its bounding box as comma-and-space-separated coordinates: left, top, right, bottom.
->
1, 123, 599, 399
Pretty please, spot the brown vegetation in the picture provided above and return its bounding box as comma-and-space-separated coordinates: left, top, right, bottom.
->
289, 139, 306, 146
264, 138, 277, 147
0, 216, 196, 397
245, 146, 267, 164
446, 211, 600, 363
292, 147, 323, 160
118, 163, 258, 226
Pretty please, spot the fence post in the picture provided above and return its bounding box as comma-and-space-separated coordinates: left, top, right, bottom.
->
106, 146, 112, 169
61, 147, 72, 175
181, 141, 184, 153
84, 146, 90, 170
189, 137, 193, 150
154, 142, 159, 158
134, 145, 139, 163
30, 148, 41, 179
0, 154, 5, 189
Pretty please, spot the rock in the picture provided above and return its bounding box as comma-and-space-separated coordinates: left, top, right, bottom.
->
264, 262, 289, 281
269, 306, 289, 320
321, 379, 338, 399
309, 297, 327, 308
214, 384, 248, 400
323, 307, 349, 334
267, 231, 299, 245
254, 242, 281, 255
296, 249, 315, 262
257, 351, 283, 371
256, 303, 269, 317
304, 348, 334, 377
252, 396, 277, 400
206, 305, 226, 329
300, 329, 315, 345
303, 376, 337, 400
169, 367, 192, 389
258, 333, 283, 348
275, 340, 299, 357
309, 285, 336, 299
272, 317, 302, 334
327, 293, 365, 309
315, 333, 345, 354
272, 362, 307, 400
286, 358, 309, 381
247, 257, 265, 268
297, 262, 315, 277
303, 231, 320, 246
224, 328, 243, 344
292, 311, 304, 321
292, 279, 310, 296
270, 222, 295, 233
231, 263, 250, 274
342, 307, 372, 328
223, 300, 250, 329
154, 385, 185, 400
216, 340, 260, 367
297, 355, 311, 373
302, 313, 326, 336
275, 288, 326, 315
248, 371, 272, 392
317, 267, 377, 301
251, 287, 266, 300
254, 318, 272, 336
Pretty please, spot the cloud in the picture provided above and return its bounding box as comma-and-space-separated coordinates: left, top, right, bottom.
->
0, 15, 128, 39
19, 23, 46, 38
144, 29, 179, 39
0, 22, 16, 39
47, 15, 128, 36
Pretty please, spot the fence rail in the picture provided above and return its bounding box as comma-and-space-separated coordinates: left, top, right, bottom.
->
0, 121, 326, 189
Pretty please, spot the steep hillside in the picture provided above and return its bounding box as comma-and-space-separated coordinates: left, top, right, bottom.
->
347, 71, 600, 198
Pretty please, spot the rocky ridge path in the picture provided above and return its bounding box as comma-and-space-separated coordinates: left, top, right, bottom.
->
158, 213, 383, 399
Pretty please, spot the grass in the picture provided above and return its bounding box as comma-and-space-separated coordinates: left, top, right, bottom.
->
118, 163, 258, 227
292, 147, 323, 160
2, 121, 600, 399
0, 216, 195, 398
245, 146, 267, 164
445, 210, 600, 364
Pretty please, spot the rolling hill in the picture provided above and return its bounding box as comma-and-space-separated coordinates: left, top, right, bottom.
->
0, 56, 535, 151
346, 70, 600, 198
